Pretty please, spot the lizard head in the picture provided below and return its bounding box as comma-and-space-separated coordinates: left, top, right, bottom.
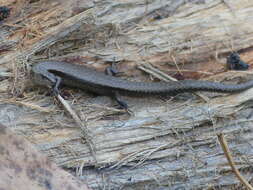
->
31, 63, 56, 89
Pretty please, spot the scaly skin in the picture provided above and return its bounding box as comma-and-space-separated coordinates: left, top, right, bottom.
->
32, 61, 253, 97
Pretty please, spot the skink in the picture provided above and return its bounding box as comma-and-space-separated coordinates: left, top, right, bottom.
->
32, 61, 253, 107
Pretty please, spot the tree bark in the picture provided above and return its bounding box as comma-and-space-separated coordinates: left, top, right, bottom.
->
1, 0, 253, 189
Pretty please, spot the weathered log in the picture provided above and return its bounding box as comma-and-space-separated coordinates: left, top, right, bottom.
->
1, 0, 253, 189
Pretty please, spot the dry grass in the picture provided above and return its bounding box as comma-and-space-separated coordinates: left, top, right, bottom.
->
1, 0, 253, 189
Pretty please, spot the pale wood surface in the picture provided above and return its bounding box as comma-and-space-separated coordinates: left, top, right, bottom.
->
1, 0, 253, 189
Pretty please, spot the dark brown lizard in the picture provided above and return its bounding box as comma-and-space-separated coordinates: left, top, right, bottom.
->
32, 61, 253, 108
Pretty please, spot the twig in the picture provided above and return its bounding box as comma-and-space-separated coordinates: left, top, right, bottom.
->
56, 94, 97, 163
217, 133, 253, 190
164, 69, 213, 75
137, 63, 177, 82
171, 55, 183, 76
